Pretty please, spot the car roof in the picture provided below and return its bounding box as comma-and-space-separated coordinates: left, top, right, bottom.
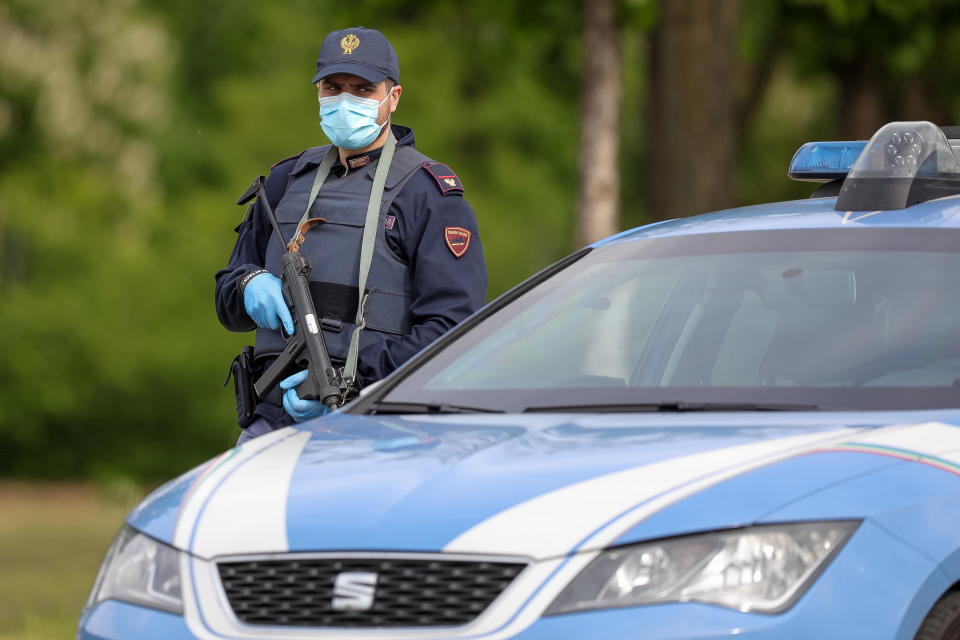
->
598, 193, 960, 247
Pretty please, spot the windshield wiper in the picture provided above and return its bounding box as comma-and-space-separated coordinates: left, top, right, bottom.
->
522, 401, 824, 413
368, 401, 505, 415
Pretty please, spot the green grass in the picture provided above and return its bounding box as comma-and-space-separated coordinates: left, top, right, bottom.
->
0, 482, 140, 640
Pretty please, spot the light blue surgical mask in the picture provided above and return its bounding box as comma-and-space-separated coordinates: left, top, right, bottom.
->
318, 90, 393, 149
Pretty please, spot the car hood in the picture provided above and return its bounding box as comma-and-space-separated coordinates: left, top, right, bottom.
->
129, 410, 960, 560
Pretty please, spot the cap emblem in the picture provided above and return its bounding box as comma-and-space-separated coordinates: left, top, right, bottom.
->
341, 34, 360, 54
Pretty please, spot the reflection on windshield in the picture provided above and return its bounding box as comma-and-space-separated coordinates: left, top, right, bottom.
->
386, 230, 960, 412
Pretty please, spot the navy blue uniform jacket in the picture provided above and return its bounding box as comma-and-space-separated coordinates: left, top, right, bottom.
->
215, 125, 487, 396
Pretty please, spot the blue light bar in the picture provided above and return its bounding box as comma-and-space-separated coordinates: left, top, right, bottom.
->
788, 141, 866, 181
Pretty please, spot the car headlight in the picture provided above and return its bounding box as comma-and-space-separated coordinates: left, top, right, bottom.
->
86, 525, 183, 614
546, 521, 859, 616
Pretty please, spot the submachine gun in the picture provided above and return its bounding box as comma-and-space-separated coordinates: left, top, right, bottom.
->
237, 177, 344, 411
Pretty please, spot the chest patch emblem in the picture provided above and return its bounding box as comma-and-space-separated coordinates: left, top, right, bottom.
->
444, 226, 471, 258
347, 155, 371, 169
384, 214, 396, 230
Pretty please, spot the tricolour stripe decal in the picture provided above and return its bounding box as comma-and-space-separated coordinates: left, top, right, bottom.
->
820, 443, 960, 476
823, 420, 960, 454
816, 421, 960, 477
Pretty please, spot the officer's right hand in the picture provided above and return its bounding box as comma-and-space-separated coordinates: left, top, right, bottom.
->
280, 369, 332, 422
242, 272, 295, 334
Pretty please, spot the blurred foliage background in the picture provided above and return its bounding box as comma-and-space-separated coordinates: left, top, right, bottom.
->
3, 0, 960, 485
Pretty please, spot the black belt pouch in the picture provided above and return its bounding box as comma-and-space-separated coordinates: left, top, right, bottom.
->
228, 346, 257, 428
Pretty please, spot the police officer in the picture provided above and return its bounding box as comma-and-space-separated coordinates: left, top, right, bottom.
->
215, 27, 487, 444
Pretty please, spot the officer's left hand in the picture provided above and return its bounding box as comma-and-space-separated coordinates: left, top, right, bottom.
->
279, 369, 332, 422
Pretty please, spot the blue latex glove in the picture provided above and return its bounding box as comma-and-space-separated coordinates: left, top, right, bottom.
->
243, 272, 294, 335
280, 369, 332, 422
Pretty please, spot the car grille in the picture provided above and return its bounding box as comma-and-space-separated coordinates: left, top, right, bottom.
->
217, 556, 527, 627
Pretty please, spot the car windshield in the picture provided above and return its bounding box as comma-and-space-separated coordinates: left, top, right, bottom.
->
381, 228, 960, 412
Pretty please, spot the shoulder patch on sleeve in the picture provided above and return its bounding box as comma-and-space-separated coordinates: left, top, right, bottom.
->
271, 153, 301, 170
444, 226, 472, 257
422, 161, 465, 196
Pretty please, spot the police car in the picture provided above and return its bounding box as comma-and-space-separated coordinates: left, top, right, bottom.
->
80, 121, 960, 639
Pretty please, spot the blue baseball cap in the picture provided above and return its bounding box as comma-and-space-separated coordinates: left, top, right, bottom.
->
311, 27, 400, 85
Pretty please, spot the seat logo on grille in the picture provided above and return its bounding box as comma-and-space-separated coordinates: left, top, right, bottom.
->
332, 572, 378, 611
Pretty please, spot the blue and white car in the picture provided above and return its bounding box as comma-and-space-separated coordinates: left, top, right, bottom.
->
80, 121, 960, 639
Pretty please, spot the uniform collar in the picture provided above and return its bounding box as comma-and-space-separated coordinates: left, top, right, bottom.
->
333, 124, 415, 175
290, 124, 415, 177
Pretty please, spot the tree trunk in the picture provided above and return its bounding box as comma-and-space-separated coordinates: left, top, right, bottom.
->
649, 0, 739, 221
838, 57, 886, 140
900, 78, 953, 128
575, 0, 621, 248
